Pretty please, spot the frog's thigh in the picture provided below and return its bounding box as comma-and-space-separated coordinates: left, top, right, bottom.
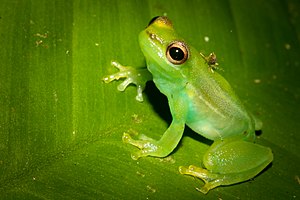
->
203, 138, 273, 184
179, 139, 273, 193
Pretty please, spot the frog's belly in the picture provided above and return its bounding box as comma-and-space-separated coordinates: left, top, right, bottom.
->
185, 102, 251, 141
187, 117, 249, 141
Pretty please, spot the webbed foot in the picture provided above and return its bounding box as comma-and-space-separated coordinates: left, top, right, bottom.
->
103, 61, 152, 102
122, 133, 162, 160
179, 165, 223, 194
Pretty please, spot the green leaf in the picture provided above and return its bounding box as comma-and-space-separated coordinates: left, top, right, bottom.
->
1, 0, 299, 199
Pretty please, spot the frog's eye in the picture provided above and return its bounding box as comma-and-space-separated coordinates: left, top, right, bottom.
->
166, 42, 188, 65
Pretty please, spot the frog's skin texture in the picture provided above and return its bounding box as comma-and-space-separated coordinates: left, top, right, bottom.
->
103, 16, 273, 194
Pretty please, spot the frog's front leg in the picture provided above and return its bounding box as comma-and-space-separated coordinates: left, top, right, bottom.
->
103, 61, 152, 102
123, 96, 188, 160
179, 137, 273, 194
122, 121, 185, 160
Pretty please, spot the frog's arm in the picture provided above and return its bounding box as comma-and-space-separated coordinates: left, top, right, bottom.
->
103, 61, 152, 102
123, 94, 188, 159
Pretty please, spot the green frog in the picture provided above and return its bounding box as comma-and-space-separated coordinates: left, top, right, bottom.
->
103, 16, 273, 194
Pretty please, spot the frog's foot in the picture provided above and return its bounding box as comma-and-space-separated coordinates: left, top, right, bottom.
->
102, 61, 152, 102
179, 165, 224, 194
122, 133, 163, 160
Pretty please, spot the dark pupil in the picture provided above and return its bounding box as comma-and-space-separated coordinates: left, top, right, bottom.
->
169, 47, 184, 61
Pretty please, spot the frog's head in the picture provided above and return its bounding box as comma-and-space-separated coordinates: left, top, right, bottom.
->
139, 16, 191, 80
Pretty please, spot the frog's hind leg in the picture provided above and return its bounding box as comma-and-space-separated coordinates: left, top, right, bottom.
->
179, 137, 273, 194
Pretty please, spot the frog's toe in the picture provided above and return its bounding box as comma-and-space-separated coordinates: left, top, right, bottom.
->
122, 132, 147, 149
178, 165, 188, 174
135, 85, 144, 102
117, 78, 133, 91
102, 71, 127, 83
122, 132, 160, 159
179, 165, 209, 182
102, 61, 131, 84
130, 150, 144, 160
111, 60, 126, 70
195, 185, 210, 194
131, 150, 148, 160
102, 74, 116, 83
122, 133, 136, 145
179, 165, 223, 194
